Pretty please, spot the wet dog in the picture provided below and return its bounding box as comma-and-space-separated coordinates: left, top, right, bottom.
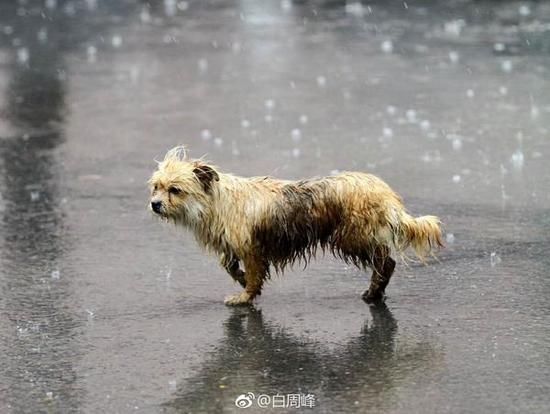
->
149, 146, 443, 306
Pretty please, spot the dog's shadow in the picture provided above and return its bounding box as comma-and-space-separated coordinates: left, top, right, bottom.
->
162, 306, 441, 413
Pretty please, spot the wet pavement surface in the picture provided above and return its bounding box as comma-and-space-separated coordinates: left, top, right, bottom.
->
0, 1, 549, 413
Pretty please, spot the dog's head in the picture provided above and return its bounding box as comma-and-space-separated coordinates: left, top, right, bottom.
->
148, 146, 219, 225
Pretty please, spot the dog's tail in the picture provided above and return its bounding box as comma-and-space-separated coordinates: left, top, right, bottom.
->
392, 212, 443, 260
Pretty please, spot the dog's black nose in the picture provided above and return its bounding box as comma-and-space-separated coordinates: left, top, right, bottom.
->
151, 201, 162, 213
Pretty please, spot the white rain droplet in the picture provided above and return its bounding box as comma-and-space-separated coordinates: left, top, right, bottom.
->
493, 42, 505, 52
200, 129, 212, 140
264, 114, 273, 123
299, 114, 308, 125
381, 40, 393, 54
386, 105, 397, 116
449, 51, 459, 63
46, 392, 54, 400
37, 28, 48, 43
420, 120, 431, 131
291, 128, 302, 142
530, 105, 540, 119
87, 46, 97, 63
446, 233, 455, 244
501, 60, 513, 73
292, 148, 301, 158
140, 7, 151, 23
382, 127, 393, 138
490, 252, 502, 267
345, 2, 364, 17
232, 42, 241, 54
51, 270, 60, 280
280, 0, 292, 12
444, 19, 466, 36
3, 25, 13, 35
169, 380, 177, 391
241, 119, 250, 128
130, 66, 140, 83
177, 1, 189, 11
466, 89, 475, 98
518, 4, 531, 17
112, 35, 122, 48
30, 190, 40, 201
17, 47, 29, 64
86, 0, 98, 11
452, 137, 463, 151
452, 174, 461, 183
405, 109, 417, 123
45, 0, 57, 10
316, 75, 327, 87
511, 150, 524, 170
197, 58, 208, 72
499, 86, 508, 95
213, 137, 223, 147
264, 99, 275, 110
164, 0, 177, 16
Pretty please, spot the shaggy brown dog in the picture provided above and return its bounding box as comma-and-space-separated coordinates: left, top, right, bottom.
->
149, 146, 443, 306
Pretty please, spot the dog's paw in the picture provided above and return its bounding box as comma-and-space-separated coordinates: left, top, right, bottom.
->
224, 292, 253, 306
362, 289, 386, 305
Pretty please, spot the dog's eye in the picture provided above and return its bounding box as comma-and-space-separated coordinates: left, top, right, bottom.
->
168, 187, 181, 195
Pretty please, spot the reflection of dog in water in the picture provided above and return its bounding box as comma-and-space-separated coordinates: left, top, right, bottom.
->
163, 306, 441, 413
149, 146, 443, 306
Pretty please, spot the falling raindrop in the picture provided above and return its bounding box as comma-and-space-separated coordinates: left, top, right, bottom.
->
37, 28, 48, 43
140, 7, 151, 23
112, 35, 122, 48
380, 40, 393, 54
291, 128, 302, 142
446, 233, 455, 244
405, 109, 417, 123
510, 150, 524, 170
316, 75, 327, 87
449, 51, 459, 63
241, 119, 250, 129
16, 47, 29, 64
501, 60, 513, 73
452, 174, 461, 183
518, 4, 531, 17
200, 129, 212, 141
493, 43, 505, 52
490, 252, 502, 267
280, 0, 292, 12
197, 58, 208, 72
299, 114, 308, 125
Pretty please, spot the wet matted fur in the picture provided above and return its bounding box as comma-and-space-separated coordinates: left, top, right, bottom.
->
149, 146, 443, 306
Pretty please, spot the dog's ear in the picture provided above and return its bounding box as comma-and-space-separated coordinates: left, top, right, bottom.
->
192, 163, 219, 193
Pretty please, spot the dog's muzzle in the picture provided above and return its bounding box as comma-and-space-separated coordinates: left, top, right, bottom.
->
151, 201, 163, 214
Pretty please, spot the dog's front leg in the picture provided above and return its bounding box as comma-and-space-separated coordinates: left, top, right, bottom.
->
222, 257, 246, 288
224, 256, 267, 306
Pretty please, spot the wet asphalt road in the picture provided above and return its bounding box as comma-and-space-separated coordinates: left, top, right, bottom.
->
0, 1, 549, 413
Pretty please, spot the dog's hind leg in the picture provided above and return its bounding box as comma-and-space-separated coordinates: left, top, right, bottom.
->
221, 256, 246, 288
362, 246, 396, 304
224, 256, 267, 306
